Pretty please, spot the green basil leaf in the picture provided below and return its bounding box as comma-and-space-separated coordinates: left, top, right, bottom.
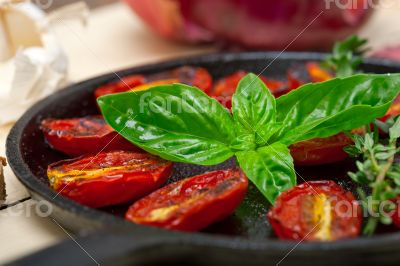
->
273, 74, 400, 145
232, 73, 276, 133
389, 116, 400, 140
236, 142, 296, 204
98, 84, 236, 165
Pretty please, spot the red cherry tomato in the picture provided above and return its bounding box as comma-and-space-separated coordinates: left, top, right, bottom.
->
210, 71, 285, 108
290, 133, 353, 166
287, 69, 304, 91
390, 197, 400, 228
41, 116, 140, 156
47, 151, 173, 208
261, 76, 287, 97
211, 71, 246, 108
149, 66, 213, 94
380, 95, 400, 121
94, 74, 146, 98
94, 66, 213, 98
126, 168, 248, 231
268, 180, 362, 241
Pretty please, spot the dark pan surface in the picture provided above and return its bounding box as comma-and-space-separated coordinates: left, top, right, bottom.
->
6, 52, 400, 265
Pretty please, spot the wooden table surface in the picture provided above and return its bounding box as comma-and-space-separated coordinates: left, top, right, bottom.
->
0, 2, 399, 264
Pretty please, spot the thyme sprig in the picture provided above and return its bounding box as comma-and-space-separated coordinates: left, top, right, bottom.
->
345, 117, 400, 235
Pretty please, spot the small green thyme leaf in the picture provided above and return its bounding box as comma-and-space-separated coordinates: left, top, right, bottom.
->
346, 119, 400, 235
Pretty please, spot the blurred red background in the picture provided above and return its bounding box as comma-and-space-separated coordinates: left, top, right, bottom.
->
124, 0, 373, 50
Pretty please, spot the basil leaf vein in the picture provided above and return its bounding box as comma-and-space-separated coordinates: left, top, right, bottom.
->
236, 142, 296, 203
98, 84, 236, 165
273, 74, 400, 144
232, 73, 276, 132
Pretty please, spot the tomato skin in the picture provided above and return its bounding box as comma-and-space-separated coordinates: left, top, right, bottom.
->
94, 66, 212, 98
41, 116, 140, 156
94, 74, 146, 98
268, 181, 362, 241
290, 133, 353, 166
390, 197, 400, 228
47, 151, 173, 208
287, 70, 304, 91
126, 169, 248, 231
165, 66, 213, 94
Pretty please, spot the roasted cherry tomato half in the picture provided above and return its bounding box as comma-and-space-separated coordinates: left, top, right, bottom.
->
262, 77, 288, 98
306, 62, 333, 83
94, 66, 212, 98
287, 69, 304, 91
127, 79, 178, 91
210, 71, 246, 108
41, 116, 140, 156
390, 197, 400, 228
126, 168, 248, 231
380, 95, 400, 121
290, 133, 353, 166
94, 74, 146, 98
148, 66, 213, 94
268, 180, 362, 241
211, 71, 285, 108
47, 151, 173, 208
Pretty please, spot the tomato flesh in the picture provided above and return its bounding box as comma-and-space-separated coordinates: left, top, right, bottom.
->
47, 151, 173, 208
94, 66, 212, 98
290, 133, 353, 166
126, 169, 248, 231
268, 180, 362, 241
306, 62, 333, 83
41, 116, 140, 156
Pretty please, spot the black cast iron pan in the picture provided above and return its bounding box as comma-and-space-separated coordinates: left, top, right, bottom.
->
6, 52, 400, 265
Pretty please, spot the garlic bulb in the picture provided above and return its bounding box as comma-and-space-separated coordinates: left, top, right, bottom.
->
0, 1, 84, 125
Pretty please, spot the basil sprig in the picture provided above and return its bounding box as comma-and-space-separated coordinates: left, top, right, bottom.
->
99, 73, 400, 204
322, 35, 367, 77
